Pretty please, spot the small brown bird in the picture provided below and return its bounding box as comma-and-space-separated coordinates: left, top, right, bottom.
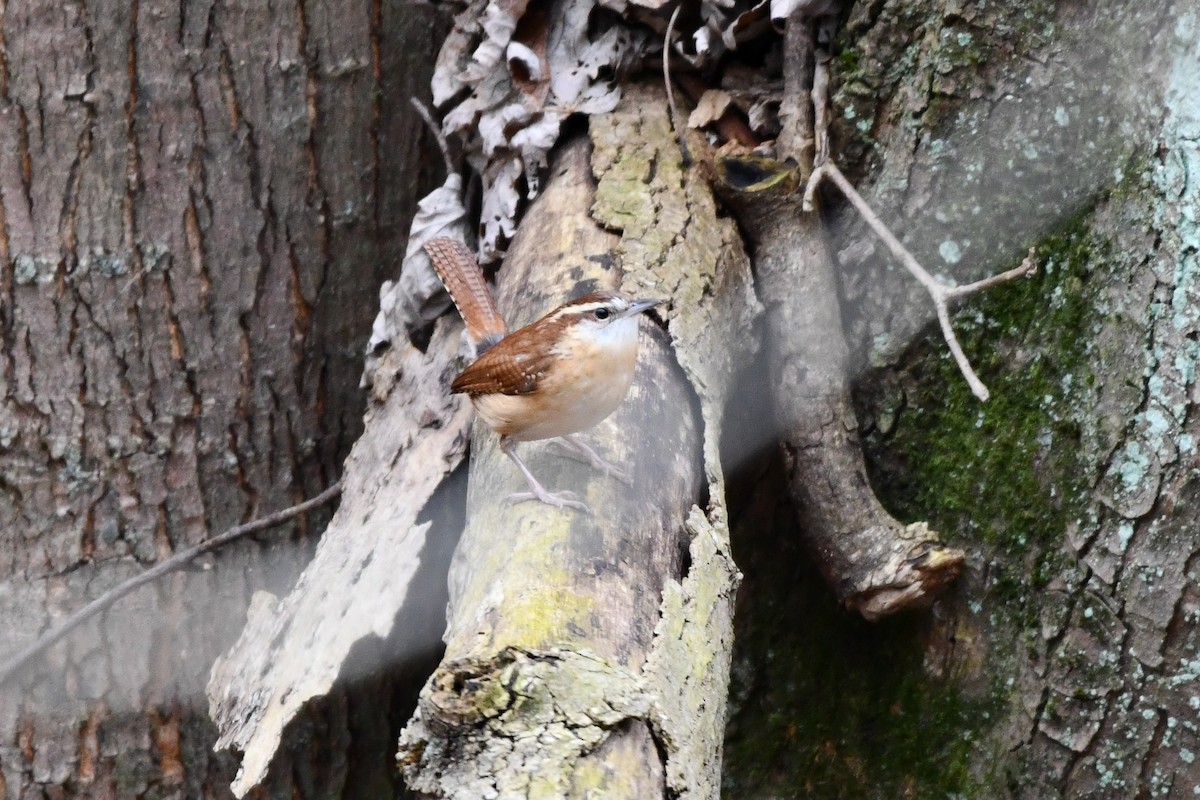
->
424, 237, 661, 512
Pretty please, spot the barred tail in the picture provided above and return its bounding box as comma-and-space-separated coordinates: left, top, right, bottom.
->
423, 237, 507, 350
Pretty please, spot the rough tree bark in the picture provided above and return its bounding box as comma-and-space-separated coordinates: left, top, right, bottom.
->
214, 0, 1200, 795
398, 136, 700, 797
725, 1, 1200, 797
0, 0, 447, 796
8, 0, 1196, 797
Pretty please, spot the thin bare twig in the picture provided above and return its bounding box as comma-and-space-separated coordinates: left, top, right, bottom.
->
944, 252, 1039, 300
0, 481, 343, 687
811, 49, 831, 166
663, 3, 691, 165
410, 97, 455, 178
805, 162, 1037, 401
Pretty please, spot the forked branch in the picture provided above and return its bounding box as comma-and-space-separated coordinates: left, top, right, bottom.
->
805, 161, 1038, 400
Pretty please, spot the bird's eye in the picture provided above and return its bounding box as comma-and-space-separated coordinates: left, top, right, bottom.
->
593, 307, 611, 320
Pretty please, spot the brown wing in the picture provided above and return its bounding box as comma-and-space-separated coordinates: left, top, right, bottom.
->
424, 237, 508, 347
450, 324, 559, 396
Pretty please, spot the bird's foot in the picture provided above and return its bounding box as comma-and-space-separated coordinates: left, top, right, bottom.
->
550, 437, 633, 485
505, 488, 592, 514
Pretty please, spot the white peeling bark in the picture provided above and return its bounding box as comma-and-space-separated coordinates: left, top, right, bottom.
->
206, 320, 472, 797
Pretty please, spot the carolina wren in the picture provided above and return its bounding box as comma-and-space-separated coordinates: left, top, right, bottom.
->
424, 237, 661, 512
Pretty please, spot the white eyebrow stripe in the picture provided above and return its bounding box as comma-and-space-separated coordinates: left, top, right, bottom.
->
546, 300, 625, 320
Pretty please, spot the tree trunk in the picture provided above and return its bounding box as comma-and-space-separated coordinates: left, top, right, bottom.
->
0, 0, 446, 796
9, 0, 1197, 797
725, 1, 1200, 797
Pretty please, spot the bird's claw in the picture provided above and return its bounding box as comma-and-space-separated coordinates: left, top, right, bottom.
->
549, 439, 633, 485
504, 490, 592, 514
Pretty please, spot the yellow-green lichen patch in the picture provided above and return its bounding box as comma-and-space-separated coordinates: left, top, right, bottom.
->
590, 85, 754, 798
499, 587, 598, 657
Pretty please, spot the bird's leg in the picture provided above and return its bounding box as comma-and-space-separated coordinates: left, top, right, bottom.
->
500, 436, 592, 513
551, 435, 633, 485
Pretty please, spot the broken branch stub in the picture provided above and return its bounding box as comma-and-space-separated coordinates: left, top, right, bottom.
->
398, 137, 703, 798
588, 82, 760, 797
715, 156, 965, 618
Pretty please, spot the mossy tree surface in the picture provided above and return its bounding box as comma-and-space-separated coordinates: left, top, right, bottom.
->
725, 1, 1199, 798
14, 0, 1194, 795
724, 213, 1096, 799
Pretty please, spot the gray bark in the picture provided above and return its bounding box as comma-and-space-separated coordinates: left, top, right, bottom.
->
7, 0, 1194, 797
398, 86, 759, 798
0, 0, 446, 796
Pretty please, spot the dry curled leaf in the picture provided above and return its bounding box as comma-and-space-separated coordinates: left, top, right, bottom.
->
431, 0, 644, 261
507, 41, 544, 82
747, 97, 781, 136
362, 175, 467, 387
688, 89, 735, 129
769, 0, 842, 23
480, 159, 524, 255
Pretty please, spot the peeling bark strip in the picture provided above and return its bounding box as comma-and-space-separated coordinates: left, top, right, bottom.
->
714, 156, 963, 618
400, 122, 750, 796
207, 321, 472, 797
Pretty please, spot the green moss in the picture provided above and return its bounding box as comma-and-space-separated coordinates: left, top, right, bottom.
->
863, 211, 1099, 579
723, 211, 1103, 799
722, 462, 1007, 799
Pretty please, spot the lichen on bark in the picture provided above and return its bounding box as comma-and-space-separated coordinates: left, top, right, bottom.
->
726, 1, 1200, 797
397, 83, 756, 798
590, 82, 758, 795
0, 0, 450, 794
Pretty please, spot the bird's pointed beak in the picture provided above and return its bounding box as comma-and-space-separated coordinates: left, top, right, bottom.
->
622, 298, 663, 318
